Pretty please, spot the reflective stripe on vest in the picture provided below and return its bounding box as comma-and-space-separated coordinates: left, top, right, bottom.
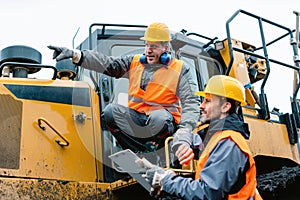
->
128, 54, 183, 123
195, 130, 260, 199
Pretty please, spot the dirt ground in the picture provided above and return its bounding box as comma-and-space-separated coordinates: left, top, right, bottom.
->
257, 165, 300, 200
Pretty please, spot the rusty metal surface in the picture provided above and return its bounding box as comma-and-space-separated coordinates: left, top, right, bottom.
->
110, 178, 138, 191
0, 177, 111, 200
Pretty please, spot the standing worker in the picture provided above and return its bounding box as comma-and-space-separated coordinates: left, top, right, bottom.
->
141, 75, 262, 199
48, 22, 200, 160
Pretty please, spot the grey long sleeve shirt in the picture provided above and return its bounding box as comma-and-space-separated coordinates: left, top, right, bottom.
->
79, 50, 200, 131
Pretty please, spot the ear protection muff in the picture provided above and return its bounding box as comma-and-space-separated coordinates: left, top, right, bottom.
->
160, 52, 171, 65
140, 52, 171, 65
140, 54, 147, 64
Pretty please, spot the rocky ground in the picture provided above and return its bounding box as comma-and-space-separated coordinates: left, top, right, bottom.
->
257, 165, 300, 200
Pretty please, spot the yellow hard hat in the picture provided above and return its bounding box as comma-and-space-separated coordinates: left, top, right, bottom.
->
140, 22, 171, 42
195, 75, 247, 106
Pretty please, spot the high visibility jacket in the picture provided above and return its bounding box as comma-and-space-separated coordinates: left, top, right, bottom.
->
128, 54, 183, 124
195, 130, 262, 200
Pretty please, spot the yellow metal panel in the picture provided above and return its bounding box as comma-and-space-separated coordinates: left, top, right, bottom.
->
245, 116, 300, 164
0, 94, 22, 169
89, 88, 105, 182
0, 78, 99, 182
219, 39, 250, 85
219, 39, 260, 107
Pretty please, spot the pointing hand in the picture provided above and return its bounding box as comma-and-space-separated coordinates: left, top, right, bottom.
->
47, 45, 74, 61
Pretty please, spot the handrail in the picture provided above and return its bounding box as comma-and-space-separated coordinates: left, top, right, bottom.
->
164, 136, 195, 173
186, 33, 218, 48
164, 136, 173, 168
254, 30, 294, 51
37, 117, 69, 147
225, 9, 300, 120
0, 62, 57, 80
88, 23, 147, 50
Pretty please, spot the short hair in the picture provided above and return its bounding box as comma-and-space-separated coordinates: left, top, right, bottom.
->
220, 97, 240, 114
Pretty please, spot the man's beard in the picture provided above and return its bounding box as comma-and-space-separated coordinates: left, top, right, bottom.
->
199, 110, 210, 124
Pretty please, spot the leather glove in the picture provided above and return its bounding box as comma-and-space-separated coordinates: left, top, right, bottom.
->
47, 45, 82, 63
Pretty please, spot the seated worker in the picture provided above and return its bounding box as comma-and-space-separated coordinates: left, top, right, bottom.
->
48, 22, 200, 160
140, 75, 262, 200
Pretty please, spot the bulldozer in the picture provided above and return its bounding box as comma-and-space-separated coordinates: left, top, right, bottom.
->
0, 9, 299, 199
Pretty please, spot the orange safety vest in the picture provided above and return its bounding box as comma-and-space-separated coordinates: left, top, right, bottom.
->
128, 54, 183, 124
195, 130, 263, 200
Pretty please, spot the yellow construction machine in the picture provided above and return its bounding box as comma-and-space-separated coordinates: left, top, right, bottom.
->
0, 9, 299, 199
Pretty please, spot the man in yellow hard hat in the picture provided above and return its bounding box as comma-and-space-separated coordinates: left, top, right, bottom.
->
48, 22, 200, 165
140, 75, 262, 199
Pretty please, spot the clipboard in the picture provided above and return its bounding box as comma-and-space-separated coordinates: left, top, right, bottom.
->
109, 149, 153, 192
